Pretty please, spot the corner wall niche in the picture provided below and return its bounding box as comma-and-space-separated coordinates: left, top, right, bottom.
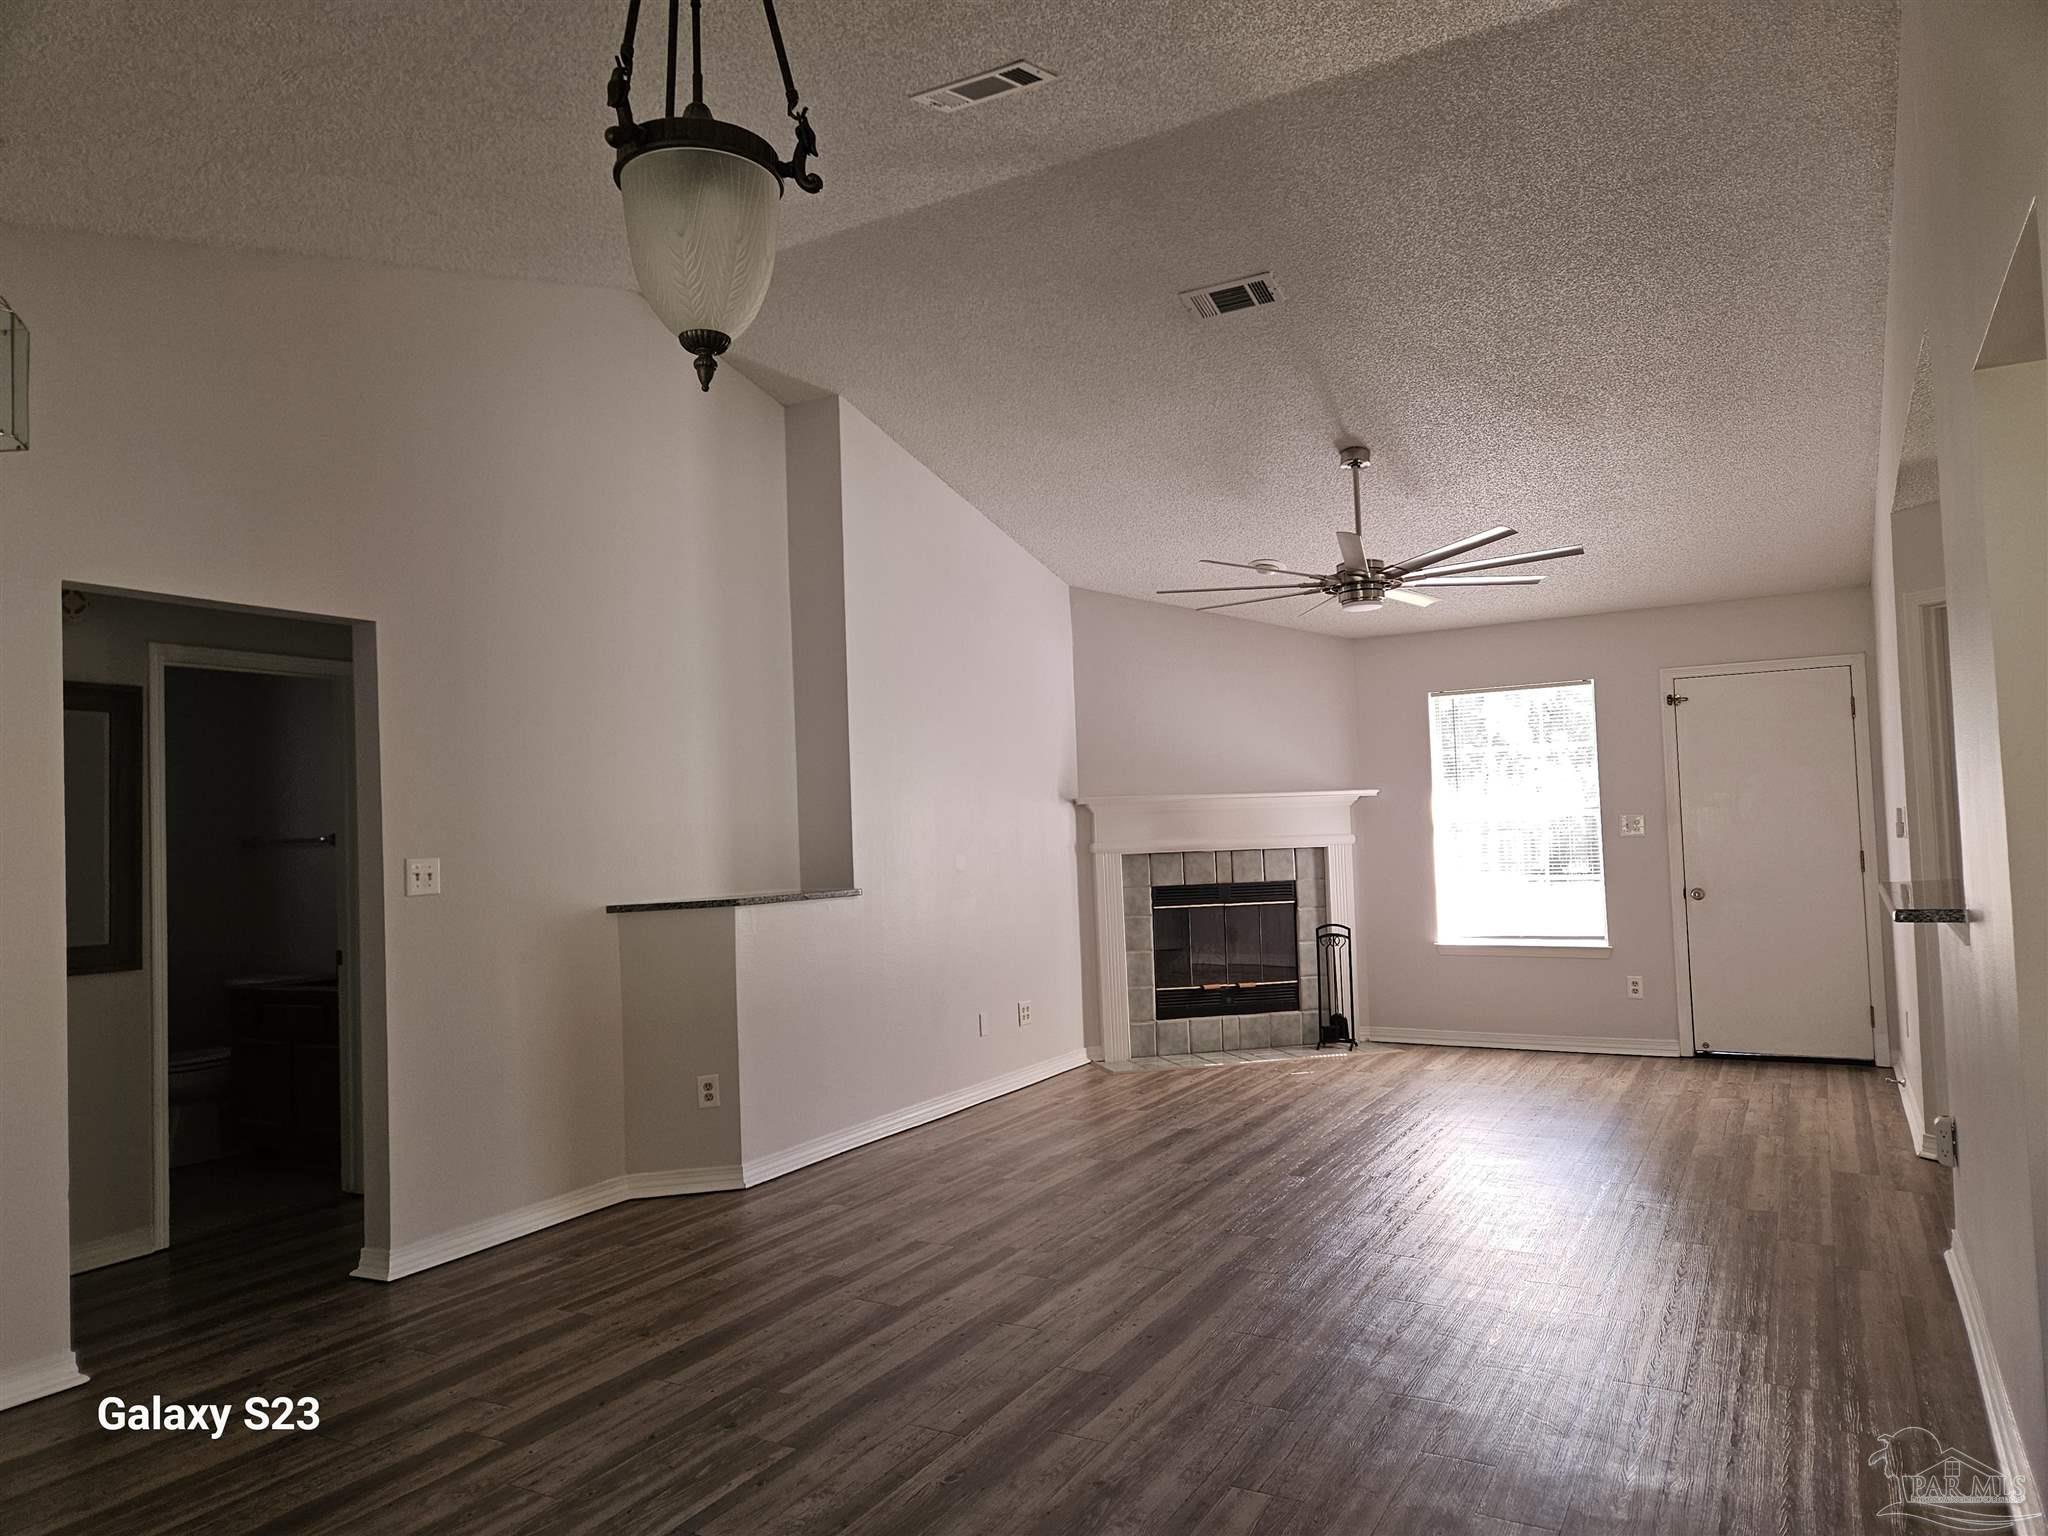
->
1075, 792, 1376, 1064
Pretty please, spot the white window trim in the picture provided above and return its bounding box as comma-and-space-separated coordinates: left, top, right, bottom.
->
1427, 677, 1610, 949
1437, 940, 1614, 957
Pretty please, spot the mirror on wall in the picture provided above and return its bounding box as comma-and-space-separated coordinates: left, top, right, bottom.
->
64, 681, 144, 973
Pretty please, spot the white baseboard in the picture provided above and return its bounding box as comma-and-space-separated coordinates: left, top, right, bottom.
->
740, 1048, 1092, 1187
1895, 1073, 1943, 1161
1367, 1027, 1684, 1058
71, 1227, 159, 1275
1944, 1240, 2045, 1528
353, 1175, 632, 1282
0, 1352, 89, 1414
624, 1165, 745, 1198
350, 1051, 1092, 1283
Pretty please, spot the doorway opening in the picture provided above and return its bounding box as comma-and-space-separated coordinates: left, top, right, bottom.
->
61, 589, 380, 1287
1888, 338, 1956, 1153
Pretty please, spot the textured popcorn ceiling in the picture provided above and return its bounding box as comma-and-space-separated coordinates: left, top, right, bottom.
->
0, 0, 1897, 634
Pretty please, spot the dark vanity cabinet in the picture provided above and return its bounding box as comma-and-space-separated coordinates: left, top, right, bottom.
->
228, 976, 341, 1167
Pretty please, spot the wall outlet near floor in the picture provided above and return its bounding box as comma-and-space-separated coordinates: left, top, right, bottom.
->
1016, 1001, 1034, 1027
977, 1011, 989, 1038
696, 1074, 721, 1109
404, 857, 442, 897
1619, 814, 1646, 837
1626, 975, 1644, 998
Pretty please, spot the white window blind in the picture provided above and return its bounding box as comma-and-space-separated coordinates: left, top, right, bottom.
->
1428, 680, 1608, 943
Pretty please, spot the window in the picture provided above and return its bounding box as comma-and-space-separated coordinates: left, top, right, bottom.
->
1428, 680, 1607, 945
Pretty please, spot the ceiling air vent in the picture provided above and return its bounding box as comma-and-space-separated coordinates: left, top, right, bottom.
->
912, 61, 1057, 112
1181, 272, 1282, 319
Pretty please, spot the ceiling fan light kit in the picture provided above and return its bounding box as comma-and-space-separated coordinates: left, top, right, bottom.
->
1159, 445, 1585, 620
606, 0, 823, 391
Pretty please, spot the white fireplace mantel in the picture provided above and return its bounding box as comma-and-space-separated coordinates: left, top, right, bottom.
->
1075, 791, 1378, 854
1074, 791, 1378, 1062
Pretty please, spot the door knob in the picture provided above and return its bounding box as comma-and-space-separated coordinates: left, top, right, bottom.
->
1687, 886, 1706, 901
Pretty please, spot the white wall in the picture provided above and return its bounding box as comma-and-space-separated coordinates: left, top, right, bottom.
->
0, 224, 801, 1394
1350, 588, 1876, 1048
1069, 589, 1362, 796
1871, 0, 2047, 1490
735, 400, 1087, 1163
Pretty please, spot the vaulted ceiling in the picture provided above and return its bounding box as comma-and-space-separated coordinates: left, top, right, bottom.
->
1, 0, 1898, 632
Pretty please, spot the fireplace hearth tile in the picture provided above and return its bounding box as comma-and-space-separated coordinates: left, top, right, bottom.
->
1149, 852, 1184, 887
1189, 1017, 1222, 1054
1264, 848, 1296, 880
1123, 853, 1151, 886
1128, 1022, 1157, 1058
1182, 851, 1217, 884
1126, 949, 1152, 989
1156, 1019, 1191, 1057
1124, 882, 1152, 916
1128, 984, 1154, 1023
1219, 1017, 1240, 1051
1124, 915, 1152, 951
1240, 1016, 1270, 1049
1230, 850, 1264, 883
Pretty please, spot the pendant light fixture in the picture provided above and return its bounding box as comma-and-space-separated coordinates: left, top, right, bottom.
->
605, 0, 823, 391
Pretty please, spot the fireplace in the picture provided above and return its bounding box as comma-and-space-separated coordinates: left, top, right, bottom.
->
1122, 846, 1326, 1056
1078, 791, 1374, 1062
1151, 879, 1299, 1019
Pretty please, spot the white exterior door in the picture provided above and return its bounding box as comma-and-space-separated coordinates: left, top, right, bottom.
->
1672, 664, 1875, 1060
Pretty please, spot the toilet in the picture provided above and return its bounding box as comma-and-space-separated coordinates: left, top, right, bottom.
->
168, 1045, 233, 1167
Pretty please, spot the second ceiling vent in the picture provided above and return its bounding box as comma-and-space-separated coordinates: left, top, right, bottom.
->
1181, 272, 1282, 319
913, 62, 1057, 112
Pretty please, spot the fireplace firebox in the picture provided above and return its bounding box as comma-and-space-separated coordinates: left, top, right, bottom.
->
1150, 879, 1299, 1019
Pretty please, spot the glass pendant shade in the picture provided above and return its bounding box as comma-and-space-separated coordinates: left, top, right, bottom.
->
620, 145, 780, 359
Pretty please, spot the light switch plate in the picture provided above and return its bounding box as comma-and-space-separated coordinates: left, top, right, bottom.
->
404, 857, 442, 897
1619, 814, 1646, 837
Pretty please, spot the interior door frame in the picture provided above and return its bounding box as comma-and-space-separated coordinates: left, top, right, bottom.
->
1658, 653, 1889, 1063
146, 643, 360, 1250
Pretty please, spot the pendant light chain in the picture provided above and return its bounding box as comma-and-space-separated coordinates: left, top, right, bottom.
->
690, 0, 705, 110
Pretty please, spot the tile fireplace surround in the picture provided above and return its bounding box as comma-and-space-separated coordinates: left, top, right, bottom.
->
1075, 793, 1376, 1064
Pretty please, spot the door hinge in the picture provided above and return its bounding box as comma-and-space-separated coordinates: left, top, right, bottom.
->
1665, 692, 1688, 706
1860, 849, 1866, 872
1850, 695, 1858, 718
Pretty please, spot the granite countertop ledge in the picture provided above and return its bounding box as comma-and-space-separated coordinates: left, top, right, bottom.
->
606, 889, 860, 914
1875, 879, 1968, 924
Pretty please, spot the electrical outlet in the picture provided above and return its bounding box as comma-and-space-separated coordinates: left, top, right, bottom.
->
1016, 1001, 1034, 1028
404, 858, 441, 897
1619, 814, 1646, 837
696, 1074, 720, 1108
977, 1011, 989, 1038
1626, 975, 1644, 998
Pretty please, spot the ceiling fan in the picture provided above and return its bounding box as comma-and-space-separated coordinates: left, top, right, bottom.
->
1158, 447, 1584, 616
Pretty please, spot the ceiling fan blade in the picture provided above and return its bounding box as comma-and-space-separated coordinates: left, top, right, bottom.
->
1383, 589, 1438, 607
1198, 591, 1329, 611
1200, 558, 1331, 581
1382, 527, 1516, 576
1157, 583, 1322, 595
1401, 544, 1584, 579
1299, 594, 1336, 617
1336, 531, 1368, 573
1401, 574, 1543, 587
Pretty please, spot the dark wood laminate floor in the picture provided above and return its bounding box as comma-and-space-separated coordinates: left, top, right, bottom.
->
1, 1048, 1990, 1535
